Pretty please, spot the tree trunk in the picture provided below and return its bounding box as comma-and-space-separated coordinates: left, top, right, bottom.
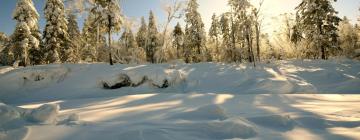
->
108, 15, 113, 65
255, 24, 260, 62
321, 46, 326, 60
318, 24, 326, 60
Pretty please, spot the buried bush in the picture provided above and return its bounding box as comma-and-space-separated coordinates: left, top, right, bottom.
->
102, 74, 170, 89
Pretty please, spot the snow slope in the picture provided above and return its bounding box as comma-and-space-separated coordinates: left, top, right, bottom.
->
0, 59, 360, 140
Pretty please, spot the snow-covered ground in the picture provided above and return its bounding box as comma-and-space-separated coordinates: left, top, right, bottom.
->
0, 59, 360, 140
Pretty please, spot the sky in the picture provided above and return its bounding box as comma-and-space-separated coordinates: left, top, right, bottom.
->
0, 0, 359, 36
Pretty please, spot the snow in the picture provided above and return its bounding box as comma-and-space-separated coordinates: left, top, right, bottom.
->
0, 59, 359, 140
28, 104, 59, 124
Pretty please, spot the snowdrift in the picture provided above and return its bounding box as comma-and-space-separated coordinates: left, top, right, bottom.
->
0, 103, 61, 140
1, 59, 359, 103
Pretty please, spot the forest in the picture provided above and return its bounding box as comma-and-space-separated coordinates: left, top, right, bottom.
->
0, 0, 359, 67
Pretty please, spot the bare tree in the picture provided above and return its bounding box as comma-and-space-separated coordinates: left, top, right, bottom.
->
252, 0, 264, 62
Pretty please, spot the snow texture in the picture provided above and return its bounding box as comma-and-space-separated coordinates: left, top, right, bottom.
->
0, 59, 360, 140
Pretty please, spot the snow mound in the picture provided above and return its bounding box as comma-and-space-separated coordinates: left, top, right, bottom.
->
0, 127, 29, 140
170, 104, 228, 120
28, 104, 60, 124
247, 115, 295, 131
0, 66, 14, 74
58, 113, 84, 125
203, 118, 257, 139
101, 67, 186, 89
0, 65, 69, 91
0, 103, 60, 140
118, 118, 257, 140
0, 104, 24, 129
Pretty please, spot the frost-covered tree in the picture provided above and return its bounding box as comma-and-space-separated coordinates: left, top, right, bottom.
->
120, 28, 137, 49
208, 14, 221, 62
273, 13, 298, 59
184, 0, 207, 63
220, 14, 231, 62
11, 22, 31, 66
67, 12, 82, 62
136, 17, 148, 50
294, 0, 341, 59
338, 16, 359, 57
43, 0, 70, 63
82, 5, 107, 62
0, 32, 13, 65
146, 11, 160, 63
228, 0, 255, 64
117, 28, 145, 64
172, 22, 184, 59
93, 0, 123, 65
12, 0, 41, 66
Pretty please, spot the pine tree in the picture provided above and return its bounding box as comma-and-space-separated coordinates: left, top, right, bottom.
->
11, 22, 31, 66
146, 11, 159, 63
82, 5, 106, 62
184, 0, 206, 63
119, 28, 143, 63
12, 0, 41, 66
0, 32, 12, 65
43, 0, 70, 63
136, 17, 148, 50
120, 28, 137, 50
294, 0, 341, 59
67, 12, 82, 63
219, 14, 232, 62
93, 0, 123, 65
208, 14, 221, 61
172, 22, 184, 59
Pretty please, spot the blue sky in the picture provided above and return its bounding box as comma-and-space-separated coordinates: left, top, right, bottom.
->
0, 0, 359, 36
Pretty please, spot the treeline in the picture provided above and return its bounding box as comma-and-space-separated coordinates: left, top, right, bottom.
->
0, 0, 359, 67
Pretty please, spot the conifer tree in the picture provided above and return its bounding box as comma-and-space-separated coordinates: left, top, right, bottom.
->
294, 0, 341, 59
43, 0, 70, 63
184, 0, 206, 63
12, 0, 41, 66
136, 17, 148, 50
11, 22, 31, 66
172, 23, 184, 59
82, 5, 106, 62
220, 14, 231, 62
0, 32, 11, 65
146, 11, 159, 63
208, 14, 221, 61
120, 28, 137, 49
93, 0, 122, 65
67, 12, 82, 62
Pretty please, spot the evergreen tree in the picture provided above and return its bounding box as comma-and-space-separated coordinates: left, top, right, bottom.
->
82, 6, 106, 62
294, 0, 341, 59
93, 0, 123, 65
43, 0, 70, 63
208, 13, 221, 61
0, 33, 14, 66
136, 17, 148, 50
146, 11, 159, 63
172, 22, 184, 59
219, 14, 231, 62
12, 0, 41, 66
0, 33, 7, 51
120, 28, 137, 49
184, 0, 206, 63
67, 12, 82, 62
11, 22, 31, 66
